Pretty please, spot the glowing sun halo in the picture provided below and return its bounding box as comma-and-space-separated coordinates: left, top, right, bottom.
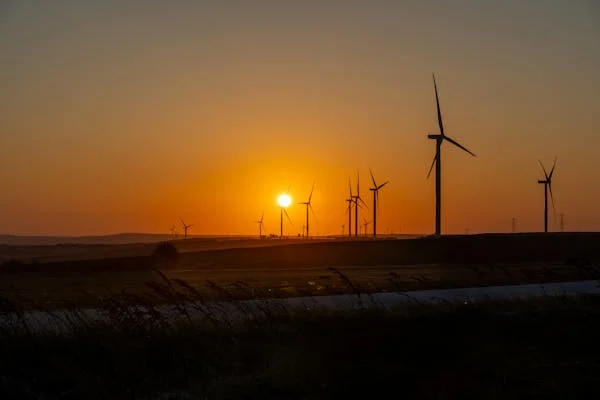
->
277, 193, 292, 208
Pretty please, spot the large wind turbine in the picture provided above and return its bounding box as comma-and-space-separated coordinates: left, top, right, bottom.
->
538, 157, 557, 233
179, 218, 193, 240
299, 182, 316, 238
369, 168, 389, 238
427, 74, 476, 236
352, 172, 367, 237
254, 211, 265, 239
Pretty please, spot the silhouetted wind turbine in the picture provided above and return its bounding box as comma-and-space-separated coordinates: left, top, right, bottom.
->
299, 181, 316, 238
277, 193, 293, 238
362, 218, 371, 237
369, 168, 389, 238
179, 218, 193, 240
427, 74, 476, 236
254, 211, 265, 239
538, 157, 557, 233
352, 172, 368, 237
346, 179, 353, 238
169, 225, 176, 238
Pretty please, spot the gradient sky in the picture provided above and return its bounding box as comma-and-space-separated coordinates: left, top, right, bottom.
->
1, 0, 599, 236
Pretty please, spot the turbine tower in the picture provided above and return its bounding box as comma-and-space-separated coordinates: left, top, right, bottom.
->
369, 168, 389, 238
538, 158, 557, 233
427, 74, 476, 236
179, 218, 193, 240
254, 211, 265, 239
299, 181, 316, 238
352, 172, 367, 237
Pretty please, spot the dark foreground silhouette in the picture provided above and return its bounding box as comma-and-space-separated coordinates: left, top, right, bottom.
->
2, 295, 599, 399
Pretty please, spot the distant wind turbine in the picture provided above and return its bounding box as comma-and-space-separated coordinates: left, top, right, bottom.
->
362, 218, 371, 237
254, 211, 265, 239
369, 168, 389, 238
346, 179, 354, 238
427, 74, 476, 236
538, 157, 557, 233
277, 193, 293, 238
169, 225, 176, 238
179, 218, 193, 240
299, 181, 316, 238
352, 172, 368, 237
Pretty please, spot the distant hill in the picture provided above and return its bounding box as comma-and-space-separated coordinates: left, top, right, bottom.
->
0, 233, 248, 246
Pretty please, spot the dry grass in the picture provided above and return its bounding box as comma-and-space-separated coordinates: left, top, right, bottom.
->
2, 273, 600, 399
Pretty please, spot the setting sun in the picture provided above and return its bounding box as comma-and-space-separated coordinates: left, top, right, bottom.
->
277, 194, 292, 208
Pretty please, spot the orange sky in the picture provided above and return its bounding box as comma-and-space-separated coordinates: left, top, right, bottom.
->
1, 1, 599, 236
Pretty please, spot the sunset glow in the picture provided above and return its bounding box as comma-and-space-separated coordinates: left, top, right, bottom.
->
0, 2, 599, 236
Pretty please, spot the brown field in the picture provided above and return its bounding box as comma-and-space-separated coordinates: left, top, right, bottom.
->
1, 233, 599, 309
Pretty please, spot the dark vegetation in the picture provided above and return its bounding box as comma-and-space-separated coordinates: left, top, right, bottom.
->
2, 232, 599, 272
1, 276, 600, 399
1, 234, 600, 310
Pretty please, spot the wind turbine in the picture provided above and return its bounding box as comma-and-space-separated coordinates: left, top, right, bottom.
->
352, 172, 367, 237
427, 74, 476, 236
362, 218, 371, 237
369, 168, 389, 238
179, 218, 193, 240
277, 193, 292, 238
538, 157, 557, 233
346, 179, 354, 238
169, 225, 176, 238
299, 181, 316, 238
254, 211, 265, 239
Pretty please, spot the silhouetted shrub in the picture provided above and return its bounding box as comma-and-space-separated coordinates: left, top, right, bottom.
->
152, 242, 179, 268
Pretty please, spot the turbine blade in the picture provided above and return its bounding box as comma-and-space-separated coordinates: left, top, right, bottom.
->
444, 135, 476, 157
349, 178, 353, 198
283, 209, 293, 225
308, 181, 315, 203
433, 73, 445, 137
356, 171, 360, 196
426, 154, 437, 179
549, 182, 556, 219
548, 157, 557, 180
369, 168, 377, 188
538, 160, 549, 180
309, 203, 318, 223
359, 196, 368, 209
378, 181, 389, 190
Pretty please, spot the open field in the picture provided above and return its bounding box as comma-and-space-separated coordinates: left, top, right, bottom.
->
2, 294, 600, 399
1, 233, 599, 310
